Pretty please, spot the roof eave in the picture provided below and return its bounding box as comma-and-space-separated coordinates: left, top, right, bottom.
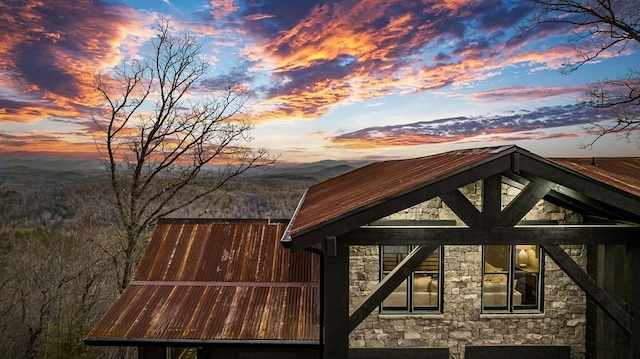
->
281, 188, 307, 250
84, 337, 321, 347
519, 155, 640, 219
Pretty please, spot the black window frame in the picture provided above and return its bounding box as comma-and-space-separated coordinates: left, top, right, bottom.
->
482, 245, 544, 314
379, 245, 443, 313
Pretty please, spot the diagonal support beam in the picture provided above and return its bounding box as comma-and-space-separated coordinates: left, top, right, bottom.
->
543, 244, 631, 333
499, 178, 551, 227
440, 189, 482, 228
348, 244, 440, 332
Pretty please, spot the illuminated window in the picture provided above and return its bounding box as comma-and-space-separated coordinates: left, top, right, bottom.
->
483, 245, 543, 313
380, 246, 442, 312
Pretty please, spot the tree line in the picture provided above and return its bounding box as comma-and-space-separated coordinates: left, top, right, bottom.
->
0, 174, 314, 359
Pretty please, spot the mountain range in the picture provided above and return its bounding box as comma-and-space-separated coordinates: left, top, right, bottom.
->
0, 156, 369, 187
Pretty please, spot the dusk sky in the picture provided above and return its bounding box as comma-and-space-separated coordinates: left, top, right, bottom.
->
1, 0, 638, 164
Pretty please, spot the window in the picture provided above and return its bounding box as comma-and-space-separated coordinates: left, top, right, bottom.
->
483, 245, 543, 313
167, 347, 197, 359
380, 246, 442, 312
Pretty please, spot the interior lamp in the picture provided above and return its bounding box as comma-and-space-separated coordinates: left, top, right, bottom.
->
517, 249, 528, 268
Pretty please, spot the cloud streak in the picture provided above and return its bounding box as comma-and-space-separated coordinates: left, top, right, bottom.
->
327, 102, 630, 149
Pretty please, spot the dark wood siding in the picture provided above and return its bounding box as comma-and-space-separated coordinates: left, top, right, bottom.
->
587, 245, 631, 358
465, 345, 569, 359
349, 348, 448, 359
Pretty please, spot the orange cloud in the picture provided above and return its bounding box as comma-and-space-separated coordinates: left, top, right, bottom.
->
0, 132, 102, 160
0, 0, 161, 161
0, 1, 146, 122
326, 133, 466, 149
250, 78, 354, 122
0, 100, 82, 123
241, 0, 582, 123
209, 0, 239, 20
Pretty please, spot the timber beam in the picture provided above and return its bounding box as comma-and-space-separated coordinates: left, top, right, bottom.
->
441, 176, 553, 229
340, 225, 640, 246
543, 244, 632, 333
440, 189, 482, 228
499, 178, 551, 227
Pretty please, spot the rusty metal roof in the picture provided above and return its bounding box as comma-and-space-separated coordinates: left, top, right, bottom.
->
285, 145, 515, 240
283, 145, 640, 249
86, 218, 319, 345
550, 157, 640, 198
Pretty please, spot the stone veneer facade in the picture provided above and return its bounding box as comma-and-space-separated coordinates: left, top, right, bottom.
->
348, 182, 587, 359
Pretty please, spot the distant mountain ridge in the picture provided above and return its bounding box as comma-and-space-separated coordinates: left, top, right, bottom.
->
0, 156, 104, 174
0, 165, 105, 187
250, 160, 369, 176
0, 156, 369, 187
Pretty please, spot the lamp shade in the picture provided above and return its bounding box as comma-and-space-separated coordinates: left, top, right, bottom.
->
517, 249, 528, 268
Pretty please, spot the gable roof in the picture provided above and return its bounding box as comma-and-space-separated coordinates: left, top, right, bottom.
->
86, 218, 320, 346
282, 145, 640, 250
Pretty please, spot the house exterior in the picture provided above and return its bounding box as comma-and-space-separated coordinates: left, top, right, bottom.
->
282, 145, 640, 359
347, 183, 587, 358
87, 145, 640, 359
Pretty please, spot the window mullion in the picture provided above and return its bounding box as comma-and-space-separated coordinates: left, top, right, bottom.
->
408, 273, 413, 312
509, 245, 515, 312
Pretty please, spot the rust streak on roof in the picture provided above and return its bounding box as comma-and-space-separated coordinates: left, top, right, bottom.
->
86, 219, 319, 344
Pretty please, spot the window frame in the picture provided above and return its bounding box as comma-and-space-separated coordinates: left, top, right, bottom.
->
482, 245, 544, 314
379, 245, 443, 313
166, 347, 198, 359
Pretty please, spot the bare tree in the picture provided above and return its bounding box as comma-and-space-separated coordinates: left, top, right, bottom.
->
94, 19, 274, 291
585, 68, 640, 145
524, 0, 640, 147
0, 226, 112, 359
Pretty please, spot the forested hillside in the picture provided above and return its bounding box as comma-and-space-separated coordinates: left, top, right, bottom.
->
0, 162, 354, 359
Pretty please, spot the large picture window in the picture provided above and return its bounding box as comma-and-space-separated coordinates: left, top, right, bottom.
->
380, 246, 442, 312
483, 245, 543, 313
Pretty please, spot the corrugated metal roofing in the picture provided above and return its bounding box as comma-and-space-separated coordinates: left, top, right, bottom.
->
287, 145, 515, 238
86, 218, 319, 344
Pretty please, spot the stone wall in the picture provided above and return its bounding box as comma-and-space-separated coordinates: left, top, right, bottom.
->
348, 182, 586, 359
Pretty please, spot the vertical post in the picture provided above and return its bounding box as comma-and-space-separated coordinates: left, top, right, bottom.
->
482, 174, 502, 228
323, 241, 350, 359
603, 245, 616, 354
629, 241, 640, 359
